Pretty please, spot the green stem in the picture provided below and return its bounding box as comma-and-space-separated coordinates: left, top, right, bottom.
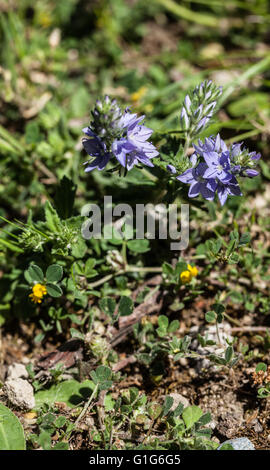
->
220, 54, 270, 105
183, 135, 191, 158
225, 129, 261, 144
223, 312, 241, 327
75, 384, 99, 426
88, 266, 162, 290
216, 321, 222, 345
140, 167, 158, 183
155, 0, 219, 27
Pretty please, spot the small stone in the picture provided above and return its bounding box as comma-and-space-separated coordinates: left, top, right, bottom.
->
190, 322, 233, 373
167, 393, 190, 410
7, 363, 28, 380
218, 437, 255, 450
4, 378, 35, 410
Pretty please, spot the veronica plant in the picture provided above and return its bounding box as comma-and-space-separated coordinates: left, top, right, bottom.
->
82, 80, 261, 207
82, 96, 159, 175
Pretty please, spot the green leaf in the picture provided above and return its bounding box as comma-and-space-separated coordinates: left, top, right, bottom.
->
168, 320, 180, 333
228, 253, 239, 264
91, 366, 113, 390
28, 264, 44, 283
182, 405, 203, 430
162, 396, 174, 416
158, 315, 169, 330
46, 283, 63, 298
44, 201, 62, 233
162, 262, 174, 276
38, 430, 51, 450
85, 258, 96, 277
118, 296, 134, 316
218, 443, 234, 450
53, 441, 69, 450
99, 297, 116, 318
157, 327, 167, 338
197, 412, 212, 426
70, 328, 84, 340
127, 239, 150, 253
35, 379, 94, 409
0, 238, 24, 253
239, 232, 251, 246
256, 362, 267, 373
148, 403, 163, 420
205, 311, 216, 323
71, 237, 87, 259
225, 346, 234, 363
46, 264, 63, 283
0, 403, 26, 450
95, 365, 112, 382
212, 303, 225, 315
25, 121, 41, 144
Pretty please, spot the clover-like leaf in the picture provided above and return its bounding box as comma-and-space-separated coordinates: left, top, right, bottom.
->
99, 297, 116, 318
27, 264, 44, 283
182, 405, 203, 430
46, 264, 63, 283
118, 296, 133, 317
46, 283, 63, 298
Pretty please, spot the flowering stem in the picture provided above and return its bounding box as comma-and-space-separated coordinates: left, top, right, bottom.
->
183, 135, 191, 158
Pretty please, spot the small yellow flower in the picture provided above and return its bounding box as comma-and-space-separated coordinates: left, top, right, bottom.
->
29, 283, 47, 304
180, 270, 192, 284
180, 264, 198, 284
187, 264, 198, 277
131, 86, 147, 103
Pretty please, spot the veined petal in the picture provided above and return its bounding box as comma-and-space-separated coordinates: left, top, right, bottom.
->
203, 151, 219, 167
177, 168, 194, 184
188, 182, 201, 197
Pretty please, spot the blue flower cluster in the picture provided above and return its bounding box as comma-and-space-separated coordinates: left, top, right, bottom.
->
82, 96, 158, 173
168, 135, 260, 205
180, 80, 222, 137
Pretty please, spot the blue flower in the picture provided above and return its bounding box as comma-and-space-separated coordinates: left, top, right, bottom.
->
230, 143, 261, 177
170, 134, 255, 206
216, 177, 242, 206
82, 127, 111, 172
82, 100, 158, 173
180, 81, 222, 137
203, 151, 232, 183
193, 134, 227, 156
177, 162, 217, 200
112, 111, 159, 170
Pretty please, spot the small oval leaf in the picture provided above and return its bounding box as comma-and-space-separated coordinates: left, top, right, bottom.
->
46, 283, 63, 298
46, 264, 63, 283
0, 403, 26, 450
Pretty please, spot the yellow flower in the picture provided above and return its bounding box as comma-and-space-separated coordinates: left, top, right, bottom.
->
180, 264, 198, 284
29, 283, 47, 304
180, 270, 192, 284
187, 264, 198, 277
131, 86, 147, 103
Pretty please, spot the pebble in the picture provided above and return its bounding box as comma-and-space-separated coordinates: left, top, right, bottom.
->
218, 437, 255, 450
7, 363, 29, 380
4, 378, 35, 410
166, 393, 190, 410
